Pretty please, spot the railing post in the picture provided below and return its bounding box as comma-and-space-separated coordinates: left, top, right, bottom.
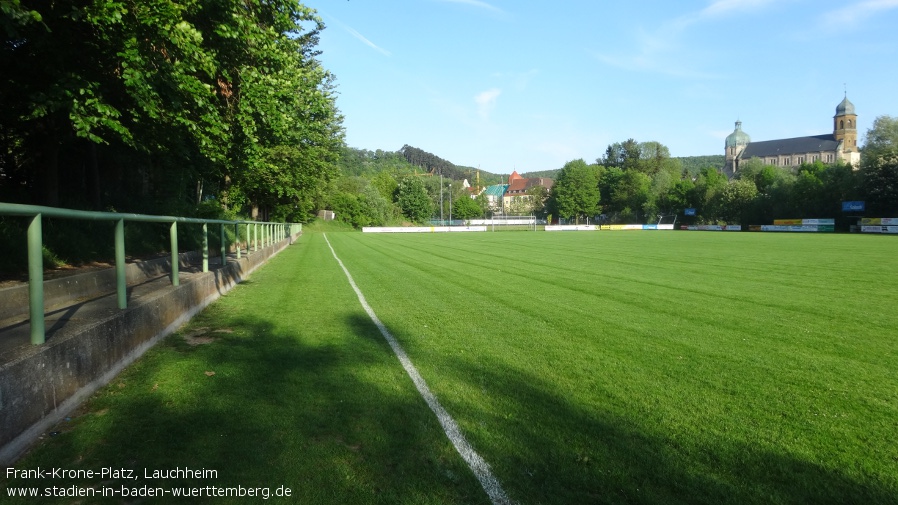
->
27, 213, 45, 345
253, 223, 258, 252
202, 223, 209, 272
115, 219, 127, 309
235, 223, 241, 259
170, 221, 179, 286
219, 223, 226, 267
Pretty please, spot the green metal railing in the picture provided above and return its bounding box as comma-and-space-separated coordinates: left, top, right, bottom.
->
0, 202, 301, 345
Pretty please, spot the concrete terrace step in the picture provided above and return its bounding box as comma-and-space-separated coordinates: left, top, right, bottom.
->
0, 251, 204, 322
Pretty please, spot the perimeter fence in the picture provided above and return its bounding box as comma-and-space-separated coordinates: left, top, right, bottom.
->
0, 202, 299, 345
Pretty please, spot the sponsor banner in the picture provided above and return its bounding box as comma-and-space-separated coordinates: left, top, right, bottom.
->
773, 219, 803, 225
545, 225, 599, 231
681, 225, 739, 231
860, 225, 898, 234
802, 218, 834, 225
362, 226, 486, 233
842, 201, 865, 212
761, 225, 825, 232
749, 225, 762, 231
864, 217, 898, 226
470, 219, 535, 225
684, 208, 696, 216
818, 225, 835, 232
591, 224, 673, 231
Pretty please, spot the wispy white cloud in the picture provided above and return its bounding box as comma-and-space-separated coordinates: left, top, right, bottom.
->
491, 69, 539, 91
344, 25, 391, 56
594, 0, 781, 78
820, 0, 898, 29
593, 51, 721, 80
698, 0, 781, 19
435, 0, 503, 13
475, 88, 501, 120
319, 10, 391, 56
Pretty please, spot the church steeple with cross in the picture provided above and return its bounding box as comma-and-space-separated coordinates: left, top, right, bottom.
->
833, 92, 858, 152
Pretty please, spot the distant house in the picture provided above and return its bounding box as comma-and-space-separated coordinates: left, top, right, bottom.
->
724, 95, 860, 177
481, 184, 509, 211
501, 171, 554, 212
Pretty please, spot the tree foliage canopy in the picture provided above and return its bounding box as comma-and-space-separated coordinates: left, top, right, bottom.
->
861, 115, 898, 214
0, 0, 343, 222
551, 159, 600, 222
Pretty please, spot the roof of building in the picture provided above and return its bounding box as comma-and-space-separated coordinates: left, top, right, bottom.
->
527, 177, 554, 190
508, 170, 523, 182
725, 121, 751, 148
506, 178, 529, 193
482, 184, 508, 198
739, 134, 839, 159
836, 96, 855, 116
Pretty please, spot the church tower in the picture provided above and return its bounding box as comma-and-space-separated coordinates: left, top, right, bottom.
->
833, 95, 858, 152
724, 120, 751, 177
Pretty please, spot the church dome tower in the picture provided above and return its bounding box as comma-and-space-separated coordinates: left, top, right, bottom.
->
834, 95, 858, 152
724, 121, 751, 175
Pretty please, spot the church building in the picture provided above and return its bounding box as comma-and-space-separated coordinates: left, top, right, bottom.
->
723, 96, 860, 177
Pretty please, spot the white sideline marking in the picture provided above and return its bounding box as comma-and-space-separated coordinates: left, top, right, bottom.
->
323, 234, 513, 505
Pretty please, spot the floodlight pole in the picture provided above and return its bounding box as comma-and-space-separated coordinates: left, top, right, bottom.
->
440, 174, 443, 224
448, 183, 452, 225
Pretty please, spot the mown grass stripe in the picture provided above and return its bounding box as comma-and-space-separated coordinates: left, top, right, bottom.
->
323, 233, 514, 505
323, 231, 898, 504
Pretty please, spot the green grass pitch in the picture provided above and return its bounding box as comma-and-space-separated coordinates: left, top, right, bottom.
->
5, 230, 897, 504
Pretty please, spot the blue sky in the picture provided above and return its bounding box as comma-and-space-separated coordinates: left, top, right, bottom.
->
309, 0, 898, 174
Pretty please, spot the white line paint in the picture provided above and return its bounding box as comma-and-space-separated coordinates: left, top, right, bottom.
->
323, 234, 513, 505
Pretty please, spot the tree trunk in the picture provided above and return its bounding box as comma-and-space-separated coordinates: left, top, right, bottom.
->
34, 135, 60, 207
88, 142, 102, 209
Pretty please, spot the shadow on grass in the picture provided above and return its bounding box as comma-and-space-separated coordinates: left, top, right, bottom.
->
3, 312, 490, 504
427, 352, 897, 505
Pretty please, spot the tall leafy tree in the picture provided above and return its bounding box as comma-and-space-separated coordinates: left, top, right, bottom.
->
452, 194, 482, 220
0, 0, 343, 221
551, 159, 600, 223
861, 115, 898, 214
396, 176, 432, 223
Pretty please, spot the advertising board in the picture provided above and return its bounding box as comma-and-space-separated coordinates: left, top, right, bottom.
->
842, 201, 865, 212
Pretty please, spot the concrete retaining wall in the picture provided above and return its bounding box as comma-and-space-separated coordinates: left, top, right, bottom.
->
0, 236, 297, 465
0, 252, 203, 321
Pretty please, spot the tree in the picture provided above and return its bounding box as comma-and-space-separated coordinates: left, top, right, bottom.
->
861, 115, 898, 214
714, 179, 758, 224
551, 159, 600, 223
0, 0, 343, 221
452, 194, 482, 221
600, 139, 640, 171
611, 170, 651, 222
693, 167, 728, 222
396, 176, 432, 223
526, 184, 550, 217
